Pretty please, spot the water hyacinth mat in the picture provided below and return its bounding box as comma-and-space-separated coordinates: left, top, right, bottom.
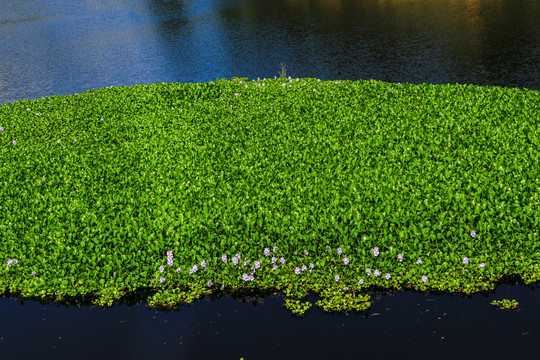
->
0, 78, 538, 316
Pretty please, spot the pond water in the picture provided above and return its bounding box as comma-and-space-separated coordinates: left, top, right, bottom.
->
0, 0, 539, 106
1, 0, 539, 358
0, 284, 538, 359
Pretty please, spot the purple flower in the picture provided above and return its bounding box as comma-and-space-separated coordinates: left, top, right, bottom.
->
294, 267, 301, 275
243, 261, 247, 267
167, 257, 173, 267
471, 230, 476, 237
207, 280, 213, 287
366, 268, 372, 275
343, 286, 349, 291
337, 247, 342, 256
479, 262, 485, 268
159, 277, 165, 283
385, 273, 391, 280
304, 250, 309, 255
254, 261, 261, 269
397, 253, 403, 262
235, 93, 238, 96
222, 254, 228, 262
373, 247, 379, 257
359, 279, 364, 285
374, 270, 380, 277
334, 275, 340, 282
343, 257, 349, 265
159, 265, 164, 273
242, 273, 250, 281
7, 259, 18, 267
232, 256, 239, 265
264, 248, 270, 256
235, 253, 241, 260
189, 265, 198, 274
271, 256, 277, 264
301, 265, 307, 271
272, 265, 278, 271
176, 267, 181, 272
422, 275, 428, 283
309, 263, 314, 269
201, 260, 207, 268
0, 127, 4, 131
280, 257, 285, 265
31, 271, 36, 275
416, 258, 422, 265
12, 140, 16, 145
273, 246, 278, 253
167, 251, 173, 258
463, 257, 469, 265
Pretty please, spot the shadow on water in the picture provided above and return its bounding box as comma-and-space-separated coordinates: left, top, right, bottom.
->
1, 282, 538, 359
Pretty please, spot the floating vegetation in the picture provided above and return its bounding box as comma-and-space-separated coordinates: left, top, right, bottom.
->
490, 299, 520, 310
0, 77, 538, 315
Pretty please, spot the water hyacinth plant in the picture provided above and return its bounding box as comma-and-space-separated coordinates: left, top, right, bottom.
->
0, 76, 538, 315
490, 298, 519, 310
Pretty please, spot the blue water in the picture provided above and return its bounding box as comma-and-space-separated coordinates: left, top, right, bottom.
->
1, 0, 539, 105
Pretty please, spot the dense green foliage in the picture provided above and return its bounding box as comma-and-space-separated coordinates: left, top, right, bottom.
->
0, 78, 538, 315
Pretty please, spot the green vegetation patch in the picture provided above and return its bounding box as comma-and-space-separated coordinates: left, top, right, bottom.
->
490, 298, 519, 310
0, 77, 538, 315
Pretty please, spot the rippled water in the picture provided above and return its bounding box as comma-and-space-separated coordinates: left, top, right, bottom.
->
1, 0, 539, 105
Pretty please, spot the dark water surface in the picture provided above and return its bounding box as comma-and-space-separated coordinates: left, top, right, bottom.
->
1, 0, 539, 105
0, 284, 538, 359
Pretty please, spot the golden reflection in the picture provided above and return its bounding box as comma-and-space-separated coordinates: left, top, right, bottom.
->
462, 0, 485, 54
283, 0, 343, 15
